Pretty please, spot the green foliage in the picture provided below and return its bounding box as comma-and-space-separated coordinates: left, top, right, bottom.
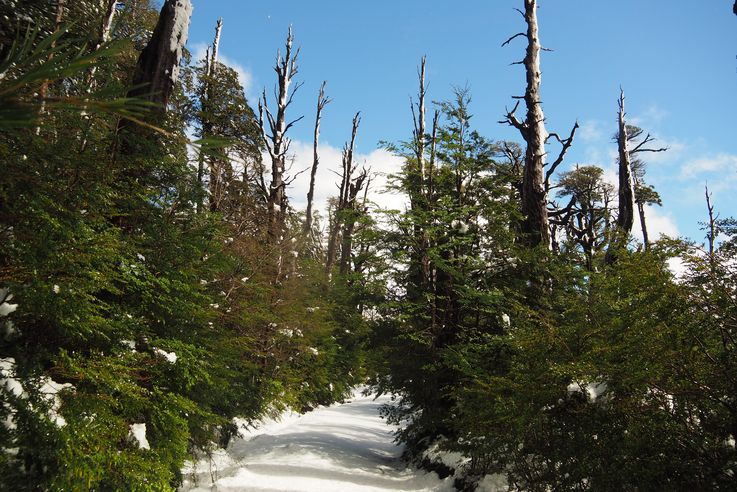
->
0, 4, 367, 489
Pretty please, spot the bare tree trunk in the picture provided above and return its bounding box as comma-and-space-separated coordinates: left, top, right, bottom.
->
616, 89, 635, 234
503, 0, 550, 248
35, 0, 66, 135
86, 0, 118, 88
258, 27, 303, 243
125, 0, 191, 109
339, 167, 368, 276
520, 0, 549, 247
605, 89, 636, 265
79, 0, 118, 152
304, 81, 330, 235
705, 185, 717, 268
196, 43, 212, 212
414, 56, 427, 188
114, 0, 190, 150
636, 195, 650, 249
326, 113, 361, 274
208, 18, 224, 212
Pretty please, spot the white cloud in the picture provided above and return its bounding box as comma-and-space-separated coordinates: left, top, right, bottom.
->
629, 103, 669, 130
273, 140, 406, 225
680, 153, 737, 179
632, 204, 680, 242
579, 120, 604, 143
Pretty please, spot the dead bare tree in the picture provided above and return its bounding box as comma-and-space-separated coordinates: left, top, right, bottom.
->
412, 56, 427, 191
304, 81, 331, 236
326, 113, 366, 275
258, 27, 304, 243
207, 18, 226, 212
605, 89, 667, 262
125, 0, 191, 110
86, 0, 118, 89
502, 0, 578, 248
615, 89, 635, 235
705, 184, 718, 263
35, 0, 66, 135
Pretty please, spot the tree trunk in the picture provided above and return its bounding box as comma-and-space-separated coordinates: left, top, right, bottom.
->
35, 0, 66, 135
503, 0, 550, 248
126, 0, 191, 109
304, 81, 330, 235
616, 89, 635, 234
327, 113, 361, 275
208, 18, 224, 212
636, 199, 649, 249
520, 0, 549, 248
258, 27, 303, 244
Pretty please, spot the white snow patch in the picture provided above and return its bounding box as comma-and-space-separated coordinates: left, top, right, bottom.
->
567, 381, 608, 402
154, 348, 177, 364
424, 438, 470, 470
181, 391, 454, 491
0, 300, 17, 317
476, 473, 510, 492
39, 377, 73, 427
128, 423, 150, 450
1, 358, 73, 427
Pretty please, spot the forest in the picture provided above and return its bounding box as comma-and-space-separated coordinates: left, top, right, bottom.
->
1, 1, 736, 490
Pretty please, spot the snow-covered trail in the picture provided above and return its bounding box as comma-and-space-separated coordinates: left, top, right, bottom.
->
181, 392, 454, 492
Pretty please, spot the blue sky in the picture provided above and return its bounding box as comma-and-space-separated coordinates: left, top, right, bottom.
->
185, 1, 737, 243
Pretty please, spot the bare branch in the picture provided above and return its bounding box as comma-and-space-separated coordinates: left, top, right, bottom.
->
502, 32, 527, 47
545, 120, 579, 189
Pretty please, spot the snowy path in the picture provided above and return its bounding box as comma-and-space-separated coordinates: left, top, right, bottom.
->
181, 392, 454, 492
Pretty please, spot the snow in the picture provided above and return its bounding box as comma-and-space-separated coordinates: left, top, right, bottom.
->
39, 377, 73, 427
424, 439, 470, 470
181, 391, 455, 491
567, 381, 608, 402
129, 423, 151, 450
476, 474, 510, 492
0, 287, 17, 316
1, 358, 73, 428
154, 348, 177, 364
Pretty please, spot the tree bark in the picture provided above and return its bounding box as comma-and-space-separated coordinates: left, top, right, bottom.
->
503, 0, 550, 248
126, 0, 191, 109
616, 89, 635, 234
258, 27, 303, 243
304, 81, 330, 235
208, 18, 224, 212
326, 113, 361, 275
636, 189, 650, 249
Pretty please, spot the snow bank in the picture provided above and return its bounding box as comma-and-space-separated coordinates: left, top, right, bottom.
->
181, 390, 455, 491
